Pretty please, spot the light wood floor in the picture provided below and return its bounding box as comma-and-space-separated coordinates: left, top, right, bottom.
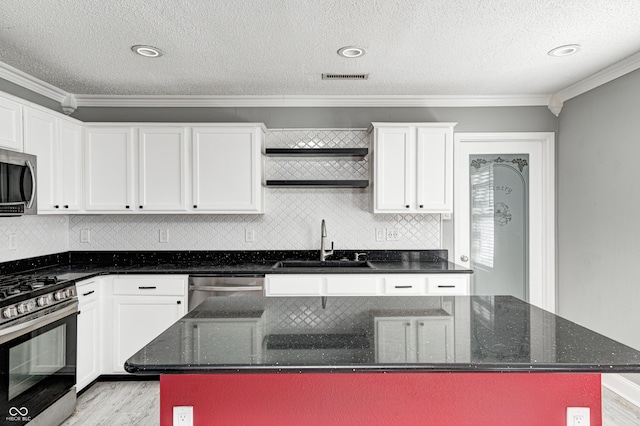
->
62, 380, 640, 425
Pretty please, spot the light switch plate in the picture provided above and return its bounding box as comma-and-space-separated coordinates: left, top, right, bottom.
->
245, 228, 255, 242
80, 229, 91, 244
375, 228, 385, 242
159, 229, 169, 243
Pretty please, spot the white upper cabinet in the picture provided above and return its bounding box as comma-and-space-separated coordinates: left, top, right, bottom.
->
24, 107, 83, 212
371, 123, 455, 213
0, 97, 23, 152
85, 127, 134, 211
58, 120, 83, 211
192, 126, 264, 213
138, 127, 187, 211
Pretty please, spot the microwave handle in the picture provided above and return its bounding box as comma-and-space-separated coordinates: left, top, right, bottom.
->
25, 160, 36, 209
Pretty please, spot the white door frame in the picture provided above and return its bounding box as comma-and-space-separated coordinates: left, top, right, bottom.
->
454, 132, 556, 312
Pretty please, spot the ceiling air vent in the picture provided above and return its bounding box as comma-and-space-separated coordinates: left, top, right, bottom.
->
322, 73, 369, 80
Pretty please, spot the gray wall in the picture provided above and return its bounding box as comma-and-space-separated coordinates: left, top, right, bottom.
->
558, 68, 640, 384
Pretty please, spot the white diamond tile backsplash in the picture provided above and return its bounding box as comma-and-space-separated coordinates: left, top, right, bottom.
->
68, 189, 441, 250
0, 216, 69, 262
2, 129, 441, 258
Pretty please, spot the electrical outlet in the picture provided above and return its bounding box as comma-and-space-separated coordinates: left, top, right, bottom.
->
386, 229, 400, 241
566, 407, 590, 426
375, 228, 385, 242
80, 228, 91, 244
173, 406, 193, 426
8, 234, 17, 250
159, 229, 169, 243
245, 228, 255, 242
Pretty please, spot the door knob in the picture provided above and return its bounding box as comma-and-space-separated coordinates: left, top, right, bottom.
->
460, 255, 469, 262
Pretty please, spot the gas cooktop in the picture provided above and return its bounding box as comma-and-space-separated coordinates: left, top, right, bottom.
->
0, 273, 77, 326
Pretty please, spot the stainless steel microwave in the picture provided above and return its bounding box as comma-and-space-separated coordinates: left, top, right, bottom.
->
0, 148, 37, 216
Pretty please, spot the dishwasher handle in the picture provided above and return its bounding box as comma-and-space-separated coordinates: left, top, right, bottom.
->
189, 285, 263, 292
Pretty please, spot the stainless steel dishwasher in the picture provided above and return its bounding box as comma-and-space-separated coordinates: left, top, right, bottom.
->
188, 276, 264, 311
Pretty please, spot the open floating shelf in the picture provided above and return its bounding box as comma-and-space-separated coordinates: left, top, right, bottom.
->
266, 180, 369, 188
265, 148, 368, 157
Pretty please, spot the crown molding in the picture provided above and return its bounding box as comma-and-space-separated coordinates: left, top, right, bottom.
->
73, 94, 551, 108
549, 50, 640, 116
0, 61, 69, 104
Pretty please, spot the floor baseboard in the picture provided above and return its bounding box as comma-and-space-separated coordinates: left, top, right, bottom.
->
602, 374, 640, 408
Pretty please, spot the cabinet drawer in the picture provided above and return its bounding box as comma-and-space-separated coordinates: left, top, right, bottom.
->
77, 280, 99, 301
265, 276, 323, 296
426, 276, 469, 295
113, 277, 186, 296
326, 276, 379, 295
383, 276, 424, 295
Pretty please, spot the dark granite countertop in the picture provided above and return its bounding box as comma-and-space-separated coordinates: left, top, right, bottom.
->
0, 250, 472, 287
125, 295, 640, 374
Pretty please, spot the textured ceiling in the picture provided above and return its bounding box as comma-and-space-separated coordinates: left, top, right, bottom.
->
1, 0, 640, 97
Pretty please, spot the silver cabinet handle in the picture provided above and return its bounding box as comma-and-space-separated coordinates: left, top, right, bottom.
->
460, 255, 469, 262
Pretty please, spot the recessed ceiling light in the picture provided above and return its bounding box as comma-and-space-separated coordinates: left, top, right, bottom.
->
131, 45, 164, 58
548, 44, 581, 57
337, 46, 366, 58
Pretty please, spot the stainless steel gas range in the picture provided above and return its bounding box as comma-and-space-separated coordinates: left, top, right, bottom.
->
0, 273, 78, 426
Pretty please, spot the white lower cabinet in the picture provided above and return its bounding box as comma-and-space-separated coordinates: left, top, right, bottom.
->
374, 316, 454, 363
265, 274, 469, 297
110, 275, 187, 373
76, 278, 101, 391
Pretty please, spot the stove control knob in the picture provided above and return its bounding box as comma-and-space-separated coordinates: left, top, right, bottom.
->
3, 307, 16, 319
37, 296, 50, 307
17, 303, 30, 314
54, 291, 64, 301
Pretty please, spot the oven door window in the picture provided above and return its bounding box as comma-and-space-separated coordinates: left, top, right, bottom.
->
8, 325, 66, 400
0, 312, 76, 425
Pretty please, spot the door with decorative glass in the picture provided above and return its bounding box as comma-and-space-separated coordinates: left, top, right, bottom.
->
453, 133, 555, 311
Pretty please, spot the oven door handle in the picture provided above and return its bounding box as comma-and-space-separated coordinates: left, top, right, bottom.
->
0, 300, 78, 345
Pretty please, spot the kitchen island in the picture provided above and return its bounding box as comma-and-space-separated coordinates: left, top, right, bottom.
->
126, 295, 640, 426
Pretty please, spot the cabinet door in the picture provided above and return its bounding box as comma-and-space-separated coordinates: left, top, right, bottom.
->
24, 108, 57, 210
416, 317, 454, 362
113, 297, 185, 373
373, 126, 413, 212
416, 126, 453, 212
265, 275, 324, 296
375, 319, 413, 363
58, 120, 83, 211
85, 127, 134, 211
192, 127, 263, 212
0, 97, 23, 151
77, 298, 100, 391
138, 127, 187, 211
192, 320, 261, 364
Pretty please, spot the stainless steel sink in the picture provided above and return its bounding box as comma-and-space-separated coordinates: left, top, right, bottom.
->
272, 260, 374, 269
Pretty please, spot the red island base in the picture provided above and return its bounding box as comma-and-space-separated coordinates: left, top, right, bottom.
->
160, 372, 601, 426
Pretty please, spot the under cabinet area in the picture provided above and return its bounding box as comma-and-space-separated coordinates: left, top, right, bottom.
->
374, 314, 454, 363
370, 123, 455, 213
264, 274, 469, 297
24, 107, 83, 212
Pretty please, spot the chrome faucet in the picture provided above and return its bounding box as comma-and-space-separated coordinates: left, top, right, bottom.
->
320, 219, 334, 261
